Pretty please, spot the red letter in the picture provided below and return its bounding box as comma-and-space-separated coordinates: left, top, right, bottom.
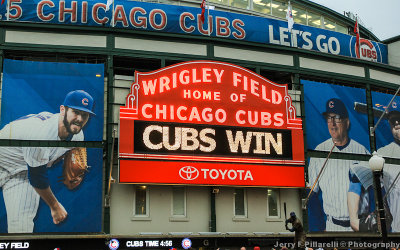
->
149, 9, 167, 30
180, 12, 195, 33
129, 7, 147, 28
198, 14, 213, 35
37, 0, 55, 21
232, 19, 245, 39
92, 3, 108, 25
81, 1, 88, 23
216, 16, 230, 37
114, 5, 129, 27
59, 0, 77, 23
372, 51, 377, 59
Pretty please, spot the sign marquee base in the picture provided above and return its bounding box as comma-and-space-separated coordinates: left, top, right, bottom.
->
119, 159, 304, 187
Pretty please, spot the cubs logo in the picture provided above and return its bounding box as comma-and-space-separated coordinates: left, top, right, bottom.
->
108, 239, 120, 250
355, 38, 378, 62
181, 238, 192, 249
328, 100, 335, 108
392, 101, 397, 109
82, 98, 89, 106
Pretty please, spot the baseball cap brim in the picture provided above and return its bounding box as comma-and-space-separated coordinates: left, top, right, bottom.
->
66, 105, 96, 116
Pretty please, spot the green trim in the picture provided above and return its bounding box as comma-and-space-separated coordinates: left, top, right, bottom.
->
307, 150, 371, 161
365, 81, 375, 152
0, 21, 395, 73
210, 187, 217, 232
0, 139, 102, 147
207, 43, 214, 58
104, 55, 115, 234
383, 34, 400, 44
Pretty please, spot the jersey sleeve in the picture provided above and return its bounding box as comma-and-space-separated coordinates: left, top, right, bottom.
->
348, 173, 362, 195
308, 157, 320, 192
22, 147, 51, 167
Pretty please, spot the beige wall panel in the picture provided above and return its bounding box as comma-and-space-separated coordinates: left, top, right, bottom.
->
115, 37, 207, 56
214, 46, 293, 66
300, 57, 364, 77
5, 31, 106, 47
115, 75, 134, 88
110, 185, 210, 234
370, 69, 400, 85
387, 41, 400, 68
114, 88, 131, 105
215, 187, 301, 233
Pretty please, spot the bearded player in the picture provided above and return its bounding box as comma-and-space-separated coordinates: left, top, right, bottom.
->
0, 90, 95, 233
377, 100, 400, 232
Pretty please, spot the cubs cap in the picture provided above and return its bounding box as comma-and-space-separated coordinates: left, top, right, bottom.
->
387, 99, 400, 114
63, 90, 95, 115
322, 98, 348, 118
290, 212, 296, 217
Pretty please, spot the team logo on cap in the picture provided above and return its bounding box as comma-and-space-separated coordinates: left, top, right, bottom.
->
82, 98, 89, 106
328, 100, 335, 108
392, 102, 397, 109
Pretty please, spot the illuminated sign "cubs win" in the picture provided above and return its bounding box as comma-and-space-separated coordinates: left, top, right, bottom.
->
119, 61, 305, 187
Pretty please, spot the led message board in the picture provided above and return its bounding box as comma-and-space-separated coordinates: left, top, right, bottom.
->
119, 61, 304, 187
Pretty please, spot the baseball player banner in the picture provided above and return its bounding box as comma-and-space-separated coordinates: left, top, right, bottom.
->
0, 0, 388, 63
303, 80, 370, 151
0, 59, 104, 233
371, 91, 400, 233
302, 80, 377, 233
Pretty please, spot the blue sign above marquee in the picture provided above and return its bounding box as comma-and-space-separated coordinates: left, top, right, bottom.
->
1, 0, 388, 64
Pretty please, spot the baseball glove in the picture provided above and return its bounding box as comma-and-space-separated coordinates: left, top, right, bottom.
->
61, 147, 89, 190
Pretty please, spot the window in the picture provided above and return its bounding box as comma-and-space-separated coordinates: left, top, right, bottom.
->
324, 17, 336, 31
234, 188, 247, 217
307, 11, 322, 28
253, 0, 271, 14
267, 189, 280, 217
336, 23, 348, 34
134, 185, 149, 217
209, 0, 230, 6
292, 6, 307, 25
172, 186, 186, 217
271, 0, 287, 19
231, 0, 249, 9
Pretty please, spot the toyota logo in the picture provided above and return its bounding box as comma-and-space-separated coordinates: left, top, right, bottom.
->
179, 166, 199, 180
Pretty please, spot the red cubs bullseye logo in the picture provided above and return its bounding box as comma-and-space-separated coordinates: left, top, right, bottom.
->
356, 39, 377, 62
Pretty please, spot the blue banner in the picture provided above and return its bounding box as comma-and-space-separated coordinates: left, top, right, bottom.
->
302, 80, 375, 233
371, 92, 400, 233
0, 0, 388, 64
303, 80, 370, 151
0, 59, 104, 233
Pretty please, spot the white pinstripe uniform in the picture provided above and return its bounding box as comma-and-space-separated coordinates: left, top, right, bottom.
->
0, 112, 83, 233
378, 142, 400, 232
308, 138, 369, 231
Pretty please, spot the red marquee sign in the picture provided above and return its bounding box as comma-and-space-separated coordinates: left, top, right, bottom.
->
119, 61, 304, 187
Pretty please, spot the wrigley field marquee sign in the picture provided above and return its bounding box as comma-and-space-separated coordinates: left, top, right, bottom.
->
119, 61, 304, 187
